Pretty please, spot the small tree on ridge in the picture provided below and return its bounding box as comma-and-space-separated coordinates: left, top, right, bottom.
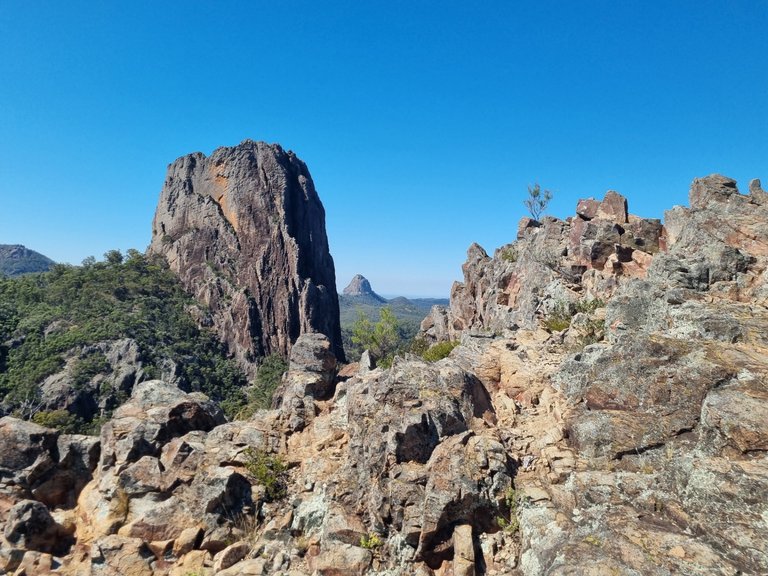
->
524, 183, 552, 221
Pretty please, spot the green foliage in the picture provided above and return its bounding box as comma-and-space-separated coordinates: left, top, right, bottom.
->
524, 183, 553, 221
0, 250, 248, 426
231, 354, 288, 419
496, 487, 521, 533
542, 300, 573, 332
338, 294, 445, 361
542, 298, 606, 343
243, 448, 288, 502
31, 409, 85, 434
360, 532, 383, 550
350, 307, 404, 368
422, 340, 459, 362
574, 298, 604, 315
71, 352, 110, 389
409, 336, 430, 357
500, 246, 518, 263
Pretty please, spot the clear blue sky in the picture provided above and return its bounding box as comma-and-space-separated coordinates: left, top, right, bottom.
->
1, 2, 766, 297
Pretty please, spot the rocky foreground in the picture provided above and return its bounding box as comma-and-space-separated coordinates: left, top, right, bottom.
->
2, 175, 767, 575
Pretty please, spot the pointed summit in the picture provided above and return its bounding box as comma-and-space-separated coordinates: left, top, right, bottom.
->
342, 274, 387, 303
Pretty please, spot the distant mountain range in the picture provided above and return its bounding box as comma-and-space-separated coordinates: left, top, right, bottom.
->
0, 244, 56, 277
339, 274, 448, 327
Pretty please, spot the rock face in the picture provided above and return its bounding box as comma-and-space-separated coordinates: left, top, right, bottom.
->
148, 140, 344, 369
342, 274, 386, 302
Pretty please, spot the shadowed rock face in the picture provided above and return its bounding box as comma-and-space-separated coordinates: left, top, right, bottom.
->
149, 140, 344, 369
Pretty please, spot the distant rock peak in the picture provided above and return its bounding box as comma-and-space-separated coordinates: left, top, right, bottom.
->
0, 244, 56, 277
343, 274, 386, 302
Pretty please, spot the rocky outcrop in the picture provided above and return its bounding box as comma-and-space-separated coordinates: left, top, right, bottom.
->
342, 274, 386, 302
148, 140, 344, 370
421, 189, 663, 343
423, 175, 768, 574
39, 339, 147, 423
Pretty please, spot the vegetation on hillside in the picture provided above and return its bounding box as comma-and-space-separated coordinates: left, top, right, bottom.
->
338, 293, 447, 362
345, 306, 460, 367
0, 250, 256, 430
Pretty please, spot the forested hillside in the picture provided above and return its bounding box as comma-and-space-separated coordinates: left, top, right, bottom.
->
0, 250, 269, 432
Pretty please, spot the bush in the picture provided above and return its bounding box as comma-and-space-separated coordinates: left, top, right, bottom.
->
31, 409, 84, 434
496, 487, 523, 533
243, 448, 288, 501
351, 307, 403, 367
542, 301, 572, 332
0, 250, 249, 424
500, 246, 518, 263
524, 183, 552, 221
232, 354, 288, 419
360, 532, 383, 550
422, 340, 459, 362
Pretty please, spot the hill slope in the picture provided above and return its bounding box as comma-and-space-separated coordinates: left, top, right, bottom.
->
0, 244, 55, 277
0, 251, 258, 430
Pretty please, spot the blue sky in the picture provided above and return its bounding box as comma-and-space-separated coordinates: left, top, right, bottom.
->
1, 2, 766, 297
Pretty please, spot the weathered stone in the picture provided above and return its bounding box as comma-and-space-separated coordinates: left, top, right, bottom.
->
312, 543, 372, 576
89, 535, 157, 576
596, 190, 628, 222
212, 541, 249, 572
99, 380, 224, 470
216, 558, 267, 575
172, 526, 204, 557
0, 418, 58, 493
3, 500, 69, 554
576, 198, 600, 220
689, 174, 738, 209
453, 524, 475, 576
39, 338, 145, 423
148, 140, 345, 371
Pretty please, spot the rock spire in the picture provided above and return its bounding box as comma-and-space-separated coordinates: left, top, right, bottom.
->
149, 140, 345, 367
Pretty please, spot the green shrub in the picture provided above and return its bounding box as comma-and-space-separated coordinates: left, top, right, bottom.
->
31, 409, 84, 434
574, 298, 604, 314
243, 448, 288, 501
542, 301, 572, 332
72, 352, 110, 389
500, 246, 518, 263
351, 307, 403, 367
422, 340, 459, 362
232, 354, 288, 419
360, 532, 383, 550
524, 183, 553, 221
409, 336, 430, 356
496, 487, 523, 533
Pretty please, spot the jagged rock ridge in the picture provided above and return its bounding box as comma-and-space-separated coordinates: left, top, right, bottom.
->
148, 140, 344, 368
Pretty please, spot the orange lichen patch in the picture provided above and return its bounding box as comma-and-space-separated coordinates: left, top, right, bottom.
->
211, 173, 239, 233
